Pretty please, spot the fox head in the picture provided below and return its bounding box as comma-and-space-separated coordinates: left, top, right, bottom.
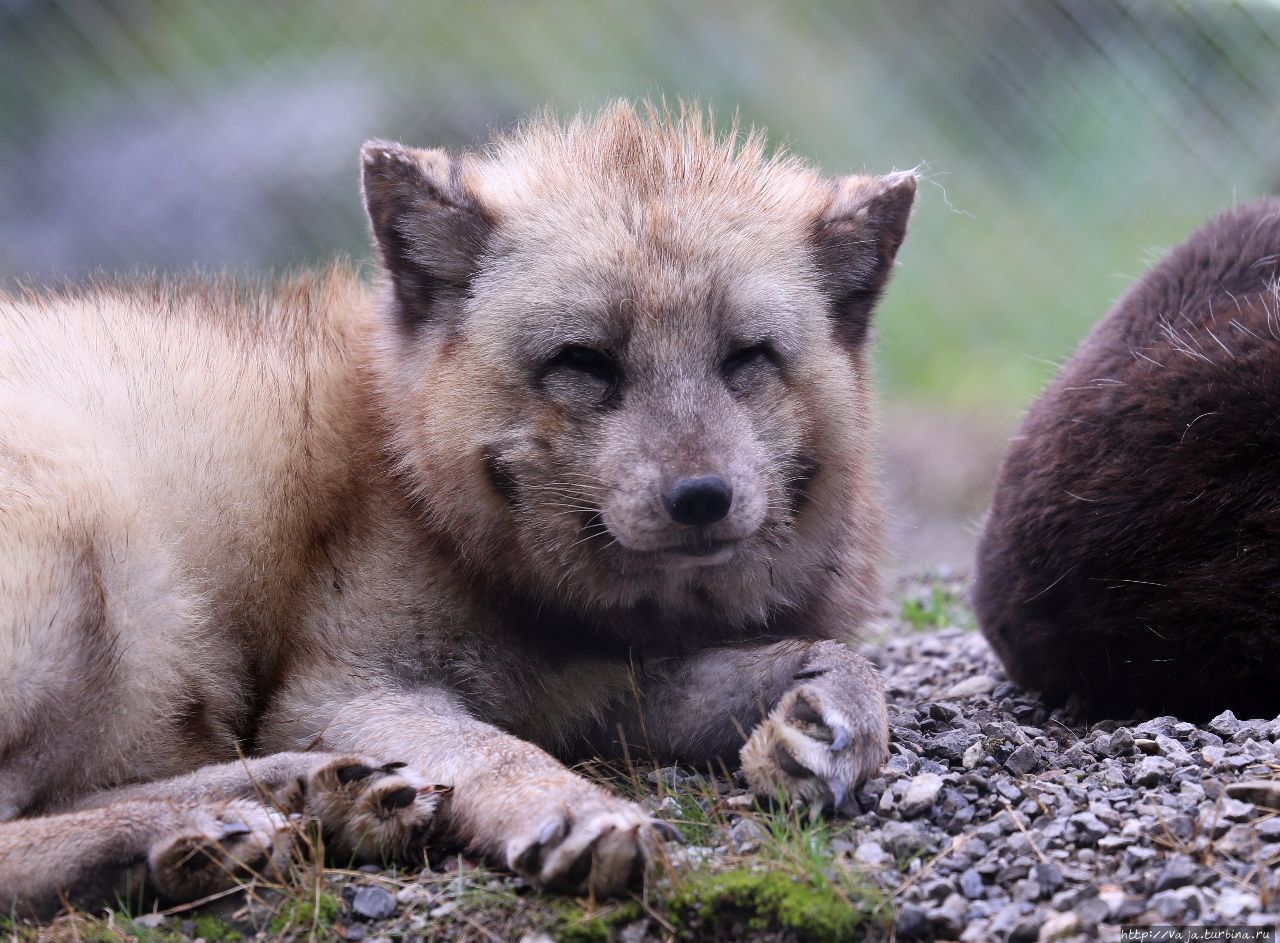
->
361, 103, 914, 636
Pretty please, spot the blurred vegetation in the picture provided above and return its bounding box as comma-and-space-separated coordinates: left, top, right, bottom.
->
2, 0, 1278, 416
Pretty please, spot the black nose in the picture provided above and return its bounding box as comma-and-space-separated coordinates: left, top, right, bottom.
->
664, 475, 733, 526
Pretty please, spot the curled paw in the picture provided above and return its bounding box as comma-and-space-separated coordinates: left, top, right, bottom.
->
149, 799, 294, 901
739, 684, 888, 810
506, 794, 664, 897
299, 756, 447, 865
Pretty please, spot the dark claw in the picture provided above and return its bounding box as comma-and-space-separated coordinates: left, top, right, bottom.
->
380, 761, 408, 772
563, 828, 609, 888
653, 820, 686, 843
379, 785, 419, 812
830, 724, 853, 752
514, 817, 567, 875
539, 817, 567, 847
219, 822, 253, 839
787, 694, 826, 728
828, 782, 847, 810
626, 846, 647, 887
336, 763, 376, 784
775, 745, 815, 779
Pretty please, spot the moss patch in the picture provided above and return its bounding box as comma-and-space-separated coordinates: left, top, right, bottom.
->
671, 868, 870, 943
552, 899, 645, 943
187, 914, 242, 942
268, 891, 341, 935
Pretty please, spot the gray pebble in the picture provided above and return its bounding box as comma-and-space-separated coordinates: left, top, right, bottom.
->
1225, 779, 1280, 811
900, 772, 944, 818
1005, 743, 1039, 775
894, 902, 930, 939
1133, 755, 1175, 786
1152, 854, 1198, 892
959, 867, 985, 899
351, 886, 397, 921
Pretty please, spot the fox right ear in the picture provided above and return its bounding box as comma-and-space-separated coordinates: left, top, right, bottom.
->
361, 140, 493, 327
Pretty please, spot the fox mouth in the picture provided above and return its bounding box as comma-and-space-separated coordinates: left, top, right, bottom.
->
670, 536, 736, 558
579, 507, 749, 567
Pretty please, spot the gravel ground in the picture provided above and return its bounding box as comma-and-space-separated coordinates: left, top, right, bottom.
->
20, 578, 1280, 943
860, 620, 1280, 941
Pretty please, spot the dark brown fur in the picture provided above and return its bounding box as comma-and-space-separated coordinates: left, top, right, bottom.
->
975, 198, 1280, 719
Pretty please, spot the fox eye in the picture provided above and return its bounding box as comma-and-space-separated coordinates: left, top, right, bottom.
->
722, 344, 775, 390
550, 345, 618, 381
542, 345, 622, 406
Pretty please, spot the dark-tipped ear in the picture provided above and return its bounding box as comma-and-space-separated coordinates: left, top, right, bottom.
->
811, 170, 916, 347
361, 140, 493, 328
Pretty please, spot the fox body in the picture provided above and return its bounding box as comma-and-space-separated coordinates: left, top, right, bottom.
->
0, 104, 914, 914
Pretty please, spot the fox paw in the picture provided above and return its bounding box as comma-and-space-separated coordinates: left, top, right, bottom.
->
506, 793, 665, 897
295, 756, 447, 866
740, 684, 888, 810
149, 799, 294, 901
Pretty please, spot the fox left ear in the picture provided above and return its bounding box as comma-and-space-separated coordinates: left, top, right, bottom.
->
811, 171, 917, 347
361, 140, 493, 328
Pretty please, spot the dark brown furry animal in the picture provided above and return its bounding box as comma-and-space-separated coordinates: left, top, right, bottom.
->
975, 197, 1280, 720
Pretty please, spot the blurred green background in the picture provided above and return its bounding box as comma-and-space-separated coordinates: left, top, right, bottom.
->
3, 0, 1278, 568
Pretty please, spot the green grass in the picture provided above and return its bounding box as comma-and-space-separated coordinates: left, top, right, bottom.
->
5, 776, 896, 943
899, 577, 972, 632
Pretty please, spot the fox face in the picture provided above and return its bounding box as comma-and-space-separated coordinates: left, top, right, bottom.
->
362, 104, 913, 628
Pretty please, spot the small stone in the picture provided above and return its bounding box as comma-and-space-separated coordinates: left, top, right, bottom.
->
1133, 755, 1175, 786
1009, 913, 1046, 943
351, 886, 397, 921
1154, 734, 1191, 764
1202, 745, 1227, 766
1173, 885, 1204, 915
854, 840, 890, 868
1005, 744, 1039, 775
1105, 728, 1136, 756
895, 902, 930, 939
1061, 744, 1091, 768
346, 925, 367, 943
883, 819, 934, 857
1208, 710, 1242, 738
395, 885, 436, 906
1097, 833, 1133, 852
1011, 877, 1041, 902
1097, 885, 1128, 917
1225, 779, 1280, 811
646, 767, 686, 787
1219, 796, 1258, 822
1034, 861, 1064, 895
1152, 855, 1198, 892
959, 867, 985, 899
1075, 892, 1110, 926
962, 741, 985, 770
1257, 817, 1280, 841
133, 914, 167, 929
619, 922, 650, 943
1068, 811, 1107, 846
901, 772, 944, 818
928, 702, 961, 722
729, 817, 768, 850
1125, 845, 1156, 868
926, 893, 967, 939
945, 675, 997, 699
1214, 823, 1260, 857
1148, 890, 1187, 920
1217, 888, 1261, 918
1037, 912, 1081, 942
